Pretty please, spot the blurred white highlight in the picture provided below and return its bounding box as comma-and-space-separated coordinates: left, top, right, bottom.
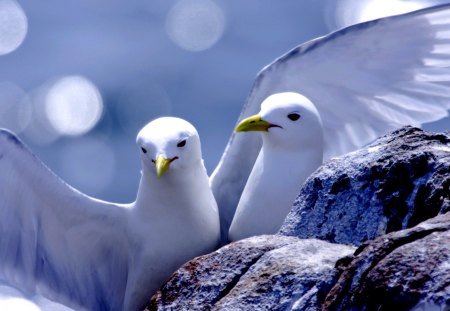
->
0, 282, 39, 311
0, 298, 40, 311
0, 82, 32, 134
358, 1, 422, 23
0, 0, 27, 55
45, 76, 103, 136
166, 0, 225, 51
23, 85, 61, 145
331, 0, 423, 29
0, 280, 74, 311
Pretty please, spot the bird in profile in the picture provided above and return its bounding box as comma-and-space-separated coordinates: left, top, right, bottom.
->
0, 117, 220, 311
210, 4, 450, 242
228, 93, 323, 241
3, 3, 450, 310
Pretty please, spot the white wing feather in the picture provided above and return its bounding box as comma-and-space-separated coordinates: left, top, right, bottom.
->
211, 4, 450, 238
0, 130, 130, 310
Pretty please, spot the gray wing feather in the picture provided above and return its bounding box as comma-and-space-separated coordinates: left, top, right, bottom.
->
0, 130, 129, 310
211, 4, 450, 240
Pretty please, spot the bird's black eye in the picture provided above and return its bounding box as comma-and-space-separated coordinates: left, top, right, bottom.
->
141, 147, 147, 153
177, 140, 187, 148
287, 113, 301, 121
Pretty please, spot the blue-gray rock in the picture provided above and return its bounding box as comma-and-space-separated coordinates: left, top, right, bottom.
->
323, 211, 450, 310
280, 126, 450, 246
146, 235, 354, 311
144, 126, 449, 311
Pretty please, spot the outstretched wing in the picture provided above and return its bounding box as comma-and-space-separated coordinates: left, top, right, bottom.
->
0, 130, 130, 310
211, 4, 450, 239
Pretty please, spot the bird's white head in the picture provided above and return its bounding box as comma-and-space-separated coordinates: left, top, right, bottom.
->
136, 117, 202, 179
235, 92, 324, 150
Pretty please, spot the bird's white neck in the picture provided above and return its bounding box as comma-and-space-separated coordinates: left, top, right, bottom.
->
229, 135, 324, 241
133, 160, 209, 217
260, 140, 323, 190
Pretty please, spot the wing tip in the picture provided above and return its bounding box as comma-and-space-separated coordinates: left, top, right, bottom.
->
0, 129, 26, 150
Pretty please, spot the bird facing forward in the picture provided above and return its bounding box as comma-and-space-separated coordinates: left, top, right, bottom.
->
0, 117, 220, 311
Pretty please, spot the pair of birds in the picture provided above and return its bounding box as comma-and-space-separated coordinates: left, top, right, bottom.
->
2, 4, 450, 311
0, 93, 313, 311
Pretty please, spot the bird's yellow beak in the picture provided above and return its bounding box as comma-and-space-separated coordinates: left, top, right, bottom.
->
155, 155, 171, 178
235, 114, 274, 132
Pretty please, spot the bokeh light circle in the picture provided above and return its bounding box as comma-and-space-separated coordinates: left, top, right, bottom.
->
23, 85, 62, 145
357, 1, 422, 24
331, 0, 423, 29
0, 82, 32, 134
166, 0, 226, 51
45, 76, 103, 136
0, 0, 28, 55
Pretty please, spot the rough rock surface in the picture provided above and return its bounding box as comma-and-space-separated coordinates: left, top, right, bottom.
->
280, 126, 450, 245
145, 127, 450, 311
323, 211, 450, 310
146, 235, 354, 311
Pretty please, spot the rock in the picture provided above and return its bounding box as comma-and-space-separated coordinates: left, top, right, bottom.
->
144, 126, 450, 311
146, 235, 354, 311
323, 211, 450, 310
280, 126, 450, 246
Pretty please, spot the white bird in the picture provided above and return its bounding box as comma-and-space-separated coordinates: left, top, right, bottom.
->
210, 4, 450, 242
0, 117, 220, 311
228, 93, 323, 241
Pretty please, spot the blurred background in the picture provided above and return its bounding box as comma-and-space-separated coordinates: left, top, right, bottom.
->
0, 0, 449, 203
